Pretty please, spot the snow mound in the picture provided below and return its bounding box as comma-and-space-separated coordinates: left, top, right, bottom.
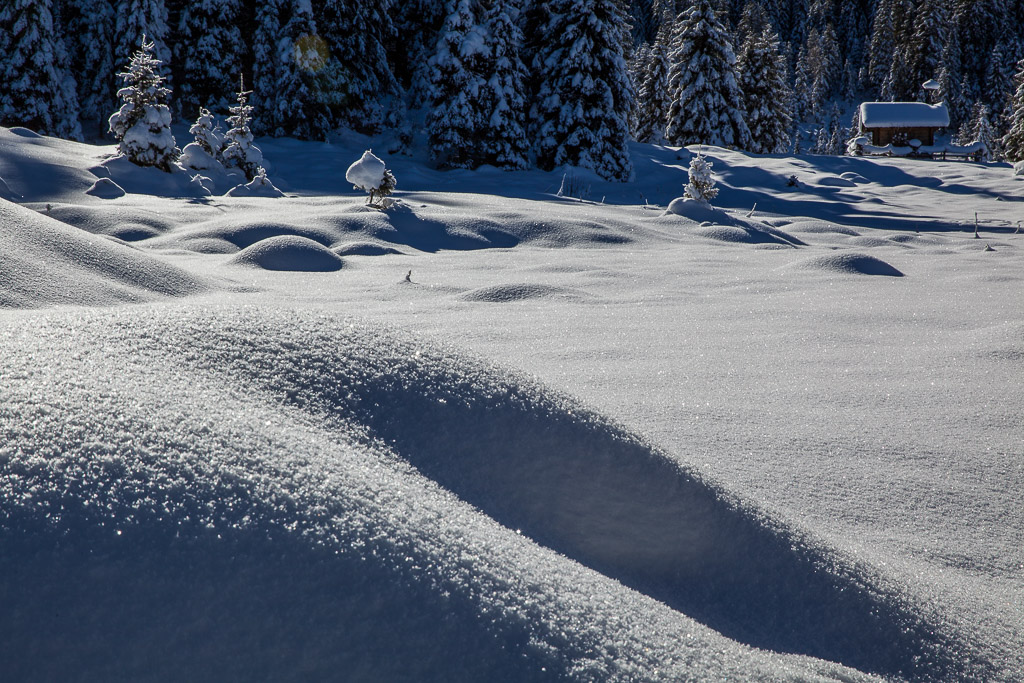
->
0, 307, 981, 682
461, 283, 587, 302
47, 204, 177, 241
839, 172, 869, 183
691, 224, 797, 246
230, 235, 344, 271
0, 200, 206, 307
665, 196, 733, 223
848, 235, 910, 249
662, 198, 804, 246
178, 141, 220, 171
794, 252, 905, 277
85, 177, 126, 199
7, 126, 42, 138
786, 221, 861, 236
816, 176, 858, 188
333, 241, 404, 256
226, 170, 283, 198
98, 155, 212, 198
1014, 160, 1024, 176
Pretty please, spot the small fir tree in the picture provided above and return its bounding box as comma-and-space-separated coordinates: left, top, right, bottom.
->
684, 150, 719, 204
966, 102, 998, 159
222, 78, 263, 180
114, 0, 172, 93
190, 107, 223, 158
108, 36, 178, 171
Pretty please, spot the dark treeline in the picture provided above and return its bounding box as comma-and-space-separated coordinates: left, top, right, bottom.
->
2, 0, 1024, 180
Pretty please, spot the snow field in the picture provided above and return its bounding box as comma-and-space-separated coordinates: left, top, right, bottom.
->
1, 126, 1022, 681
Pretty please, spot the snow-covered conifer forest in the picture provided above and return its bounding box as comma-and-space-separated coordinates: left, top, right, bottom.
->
5, 0, 1024, 170
1, 1, 1023, 682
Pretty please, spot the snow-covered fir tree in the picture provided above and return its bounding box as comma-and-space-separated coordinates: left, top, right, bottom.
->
426, 0, 490, 169
1002, 58, 1024, 162
251, 0, 283, 135
316, 0, 399, 132
108, 36, 178, 171
684, 149, 718, 203
175, 0, 243, 116
665, 0, 751, 150
634, 27, 672, 144
391, 0, 447, 92
867, 0, 897, 92
911, 0, 949, 90
962, 102, 998, 159
272, 0, 323, 138
0, 0, 82, 139
479, 0, 530, 169
222, 79, 264, 180
737, 26, 792, 154
827, 114, 847, 155
114, 0, 172, 93
529, 0, 634, 181
64, 0, 117, 137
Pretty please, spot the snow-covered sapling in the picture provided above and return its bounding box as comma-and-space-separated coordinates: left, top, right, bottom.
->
684, 151, 719, 204
346, 150, 396, 207
222, 77, 263, 181
190, 107, 222, 158
179, 107, 224, 171
108, 36, 178, 172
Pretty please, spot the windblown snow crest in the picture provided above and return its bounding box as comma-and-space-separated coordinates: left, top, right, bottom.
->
0, 308, 990, 681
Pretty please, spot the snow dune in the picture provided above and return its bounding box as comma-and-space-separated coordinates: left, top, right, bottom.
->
0, 307, 982, 682
0, 200, 205, 307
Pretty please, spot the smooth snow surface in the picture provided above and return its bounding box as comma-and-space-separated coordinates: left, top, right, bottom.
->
1, 125, 1022, 682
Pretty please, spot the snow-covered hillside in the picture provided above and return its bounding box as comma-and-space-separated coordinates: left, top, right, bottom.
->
1, 125, 1022, 682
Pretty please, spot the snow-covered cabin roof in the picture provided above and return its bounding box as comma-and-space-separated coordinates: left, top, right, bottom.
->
860, 102, 950, 129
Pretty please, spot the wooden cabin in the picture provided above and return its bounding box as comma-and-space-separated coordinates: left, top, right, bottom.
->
859, 102, 950, 147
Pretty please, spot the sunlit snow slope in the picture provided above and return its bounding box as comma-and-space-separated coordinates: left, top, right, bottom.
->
1, 125, 1021, 682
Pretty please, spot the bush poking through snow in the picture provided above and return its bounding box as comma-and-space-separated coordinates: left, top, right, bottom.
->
108, 36, 179, 172
346, 150, 397, 207
684, 151, 719, 204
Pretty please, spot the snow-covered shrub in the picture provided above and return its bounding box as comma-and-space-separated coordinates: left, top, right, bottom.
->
346, 150, 396, 206
684, 151, 718, 204
221, 79, 263, 181
108, 36, 178, 172
179, 106, 224, 171
191, 107, 222, 158
226, 166, 283, 197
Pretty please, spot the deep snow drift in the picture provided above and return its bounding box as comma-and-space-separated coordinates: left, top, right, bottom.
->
1, 125, 1021, 682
